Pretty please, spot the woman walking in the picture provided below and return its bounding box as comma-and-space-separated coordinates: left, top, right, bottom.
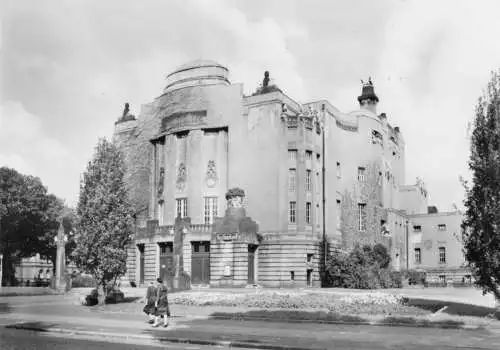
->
152, 278, 170, 328
143, 281, 157, 324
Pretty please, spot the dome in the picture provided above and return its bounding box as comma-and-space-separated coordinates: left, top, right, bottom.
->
164, 59, 230, 93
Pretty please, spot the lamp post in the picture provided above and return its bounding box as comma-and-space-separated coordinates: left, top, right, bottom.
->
0, 253, 3, 289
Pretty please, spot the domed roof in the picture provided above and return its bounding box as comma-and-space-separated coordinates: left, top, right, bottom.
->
164, 59, 230, 93
170, 59, 227, 75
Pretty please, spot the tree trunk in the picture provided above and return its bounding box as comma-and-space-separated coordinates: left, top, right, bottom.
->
97, 284, 106, 305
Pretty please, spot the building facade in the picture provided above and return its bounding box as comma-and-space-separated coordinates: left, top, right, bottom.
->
114, 60, 466, 288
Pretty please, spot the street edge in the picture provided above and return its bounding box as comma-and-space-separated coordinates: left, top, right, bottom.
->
4, 324, 324, 350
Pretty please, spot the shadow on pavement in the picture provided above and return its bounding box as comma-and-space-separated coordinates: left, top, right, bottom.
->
404, 298, 499, 319
0, 303, 13, 314
6, 321, 59, 332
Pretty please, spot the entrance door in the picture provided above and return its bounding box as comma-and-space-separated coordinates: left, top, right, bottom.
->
138, 244, 145, 284
159, 242, 174, 289
191, 241, 210, 285
248, 245, 257, 284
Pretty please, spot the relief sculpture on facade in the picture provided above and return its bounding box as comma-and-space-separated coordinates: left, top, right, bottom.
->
157, 167, 165, 201
176, 162, 187, 191
205, 160, 218, 188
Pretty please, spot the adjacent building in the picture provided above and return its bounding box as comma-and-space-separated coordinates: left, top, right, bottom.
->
114, 60, 467, 288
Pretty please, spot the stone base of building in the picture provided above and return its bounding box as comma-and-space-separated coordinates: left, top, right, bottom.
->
126, 221, 324, 289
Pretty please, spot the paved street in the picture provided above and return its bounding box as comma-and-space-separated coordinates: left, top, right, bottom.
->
1, 291, 499, 349
0, 328, 229, 350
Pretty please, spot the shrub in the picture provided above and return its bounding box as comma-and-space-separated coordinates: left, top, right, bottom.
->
323, 243, 398, 289
72, 274, 96, 288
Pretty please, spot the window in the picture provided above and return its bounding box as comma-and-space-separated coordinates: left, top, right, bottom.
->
414, 248, 421, 264
288, 150, 297, 162
158, 202, 164, 225
336, 162, 341, 178
358, 203, 367, 231
159, 242, 173, 255
336, 199, 341, 229
316, 154, 321, 167
306, 170, 312, 191
288, 169, 296, 192
203, 197, 218, 225
439, 275, 446, 284
306, 202, 312, 224
439, 247, 446, 263
290, 271, 295, 280
413, 225, 422, 232
307, 253, 314, 263
176, 198, 188, 218
289, 201, 296, 224
438, 224, 447, 231
357, 167, 366, 182
305, 150, 313, 162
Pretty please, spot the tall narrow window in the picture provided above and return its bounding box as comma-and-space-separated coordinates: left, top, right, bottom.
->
414, 248, 421, 264
358, 203, 367, 231
176, 198, 188, 218
336, 199, 341, 229
305, 150, 313, 162
357, 167, 366, 182
158, 202, 164, 225
289, 201, 296, 224
316, 154, 321, 168
305, 170, 312, 192
439, 247, 446, 263
203, 197, 218, 225
305, 202, 311, 224
336, 162, 341, 178
288, 150, 297, 162
288, 169, 296, 192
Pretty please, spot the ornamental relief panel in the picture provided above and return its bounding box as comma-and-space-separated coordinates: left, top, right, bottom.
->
205, 160, 218, 188
176, 162, 187, 192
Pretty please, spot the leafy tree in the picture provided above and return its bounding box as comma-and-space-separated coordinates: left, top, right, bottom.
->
0, 167, 63, 286
72, 138, 134, 304
462, 70, 500, 309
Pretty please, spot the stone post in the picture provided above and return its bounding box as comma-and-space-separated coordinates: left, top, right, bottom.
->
55, 222, 67, 292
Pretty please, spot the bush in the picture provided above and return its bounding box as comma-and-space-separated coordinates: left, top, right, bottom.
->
72, 274, 96, 288
323, 244, 400, 289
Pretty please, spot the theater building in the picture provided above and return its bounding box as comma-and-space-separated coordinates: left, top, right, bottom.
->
113, 59, 462, 288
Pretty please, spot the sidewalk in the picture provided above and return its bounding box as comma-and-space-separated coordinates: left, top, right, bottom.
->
3, 311, 500, 350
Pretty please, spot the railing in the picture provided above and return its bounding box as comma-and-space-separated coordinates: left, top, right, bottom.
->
190, 224, 213, 233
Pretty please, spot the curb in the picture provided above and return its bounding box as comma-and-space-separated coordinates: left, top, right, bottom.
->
5, 324, 325, 350
208, 315, 487, 330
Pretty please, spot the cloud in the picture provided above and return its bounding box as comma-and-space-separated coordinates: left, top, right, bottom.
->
0, 101, 78, 203
374, 0, 500, 210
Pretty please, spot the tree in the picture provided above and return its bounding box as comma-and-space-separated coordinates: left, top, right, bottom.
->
462, 70, 500, 311
0, 167, 63, 286
72, 138, 134, 304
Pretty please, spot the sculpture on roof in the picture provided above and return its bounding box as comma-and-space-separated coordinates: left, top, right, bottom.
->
116, 102, 136, 124
123, 103, 130, 118
263, 71, 270, 88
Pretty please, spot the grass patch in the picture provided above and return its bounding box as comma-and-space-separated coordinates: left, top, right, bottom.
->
210, 310, 368, 323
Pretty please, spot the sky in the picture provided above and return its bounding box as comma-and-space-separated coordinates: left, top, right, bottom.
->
1, 0, 500, 211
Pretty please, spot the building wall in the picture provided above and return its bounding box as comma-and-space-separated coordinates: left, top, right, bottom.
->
399, 184, 429, 215
114, 60, 469, 288
408, 211, 466, 280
